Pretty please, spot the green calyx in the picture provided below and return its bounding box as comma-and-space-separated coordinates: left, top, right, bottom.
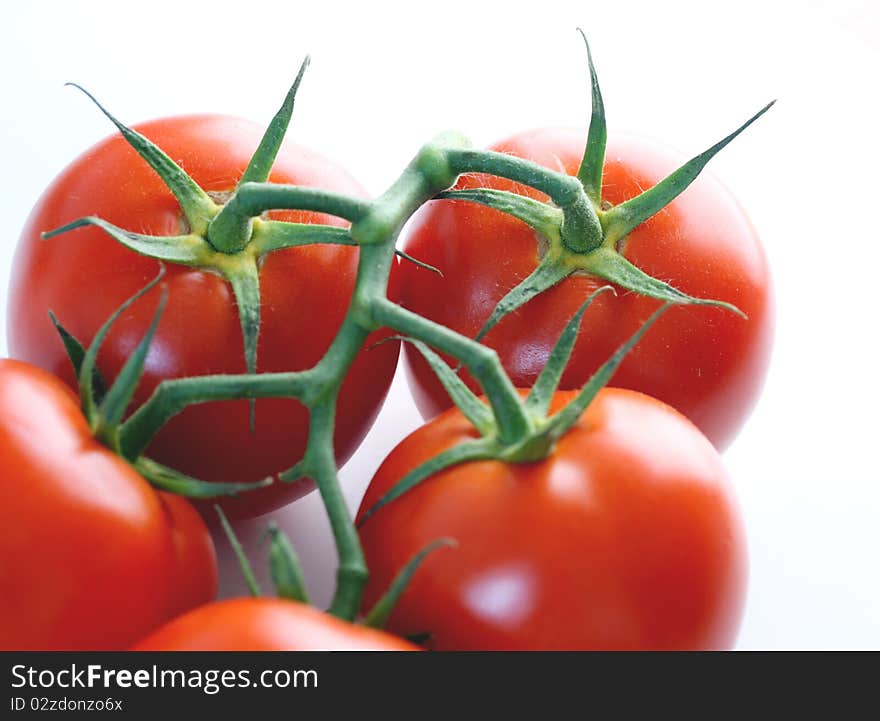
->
438, 30, 773, 338
46, 57, 364, 408
49, 271, 273, 500
360, 286, 672, 525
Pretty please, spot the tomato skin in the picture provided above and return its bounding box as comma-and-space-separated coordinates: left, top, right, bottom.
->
133, 597, 417, 651
357, 388, 746, 650
8, 115, 400, 519
400, 129, 773, 451
0, 359, 216, 650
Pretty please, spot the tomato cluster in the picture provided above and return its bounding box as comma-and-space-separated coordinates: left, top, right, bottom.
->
0, 43, 770, 651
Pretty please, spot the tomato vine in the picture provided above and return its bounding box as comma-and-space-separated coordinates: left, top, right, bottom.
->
44, 34, 771, 623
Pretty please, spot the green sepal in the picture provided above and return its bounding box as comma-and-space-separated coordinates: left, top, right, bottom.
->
66, 84, 217, 234
541, 303, 671, 441
207, 56, 311, 254
264, 523, 309, 604
42, 216, 207, 266
214, 505, 262, 597
239, 56, 310, 186
49, 311, 107, 404
395, 249, 443, 276
134, 456, 273, 499
602, 101, 775, 245
474, 257, 571, 342
584, 247, 745, 317
78, 268, 165, 425
250, 220, 355, 254
525, 285, 614, 417
226, 255, 262, 431
575, 29, 607, 206
98, 287, 167, 434
363, 538, 456, 629
358, 438, 496, 526
436, 188, 562, 240
395, 336, 494, 435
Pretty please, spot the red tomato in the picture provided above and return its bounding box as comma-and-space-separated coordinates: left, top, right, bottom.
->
133, 597, 417, 651
357, 388, 747, 650
400, 129, 773, 450
7, 115, 399, 519
0, 359, 216, 650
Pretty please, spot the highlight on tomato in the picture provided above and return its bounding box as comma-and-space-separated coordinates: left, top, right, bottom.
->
0, 271, 280, 650
399, 33, 773, 451
0, 356, 217, 650
7, 59, 400, 519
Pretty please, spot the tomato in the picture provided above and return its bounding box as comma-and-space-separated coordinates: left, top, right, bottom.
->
400, 129, 773, 450
0, 359, 216, 650
357, 387, 746, 650
7, 115, 399, 519
133, 597, 417, 651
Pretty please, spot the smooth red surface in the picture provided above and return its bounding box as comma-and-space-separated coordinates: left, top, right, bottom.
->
400, 129, 773, 450
0, 359, 216, 650
8, 114, 400, 519
133, 597, 417, 651
358, 388, 747, 650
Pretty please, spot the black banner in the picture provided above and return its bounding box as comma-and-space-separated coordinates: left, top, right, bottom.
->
3, 651, 874, 715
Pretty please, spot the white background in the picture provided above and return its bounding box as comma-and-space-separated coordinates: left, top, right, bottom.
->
2, 0, 878, 649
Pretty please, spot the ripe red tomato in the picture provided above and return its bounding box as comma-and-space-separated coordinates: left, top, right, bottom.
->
7, 115, 399, 519
133, 597, 417, 651
400, 129, 773, 450
0, 359, 216, 650
357, 388, 747, 650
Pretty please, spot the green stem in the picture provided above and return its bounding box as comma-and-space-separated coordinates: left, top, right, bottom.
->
308, 138, 469, 617
307, 398, 367, 620
445, 148, 603, 252
207, 183, 373, 253
372, 299, 531, 444
446, 148, 582, 202
118, 370, 318, 461
560, 192, 604, 253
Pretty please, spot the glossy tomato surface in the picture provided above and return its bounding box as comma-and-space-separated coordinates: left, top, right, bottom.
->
133, 597, 417, 651
358, 388, 747, 650
0, 359, 216, 650
400, 129, 773, 450
8, 115, 399, 518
